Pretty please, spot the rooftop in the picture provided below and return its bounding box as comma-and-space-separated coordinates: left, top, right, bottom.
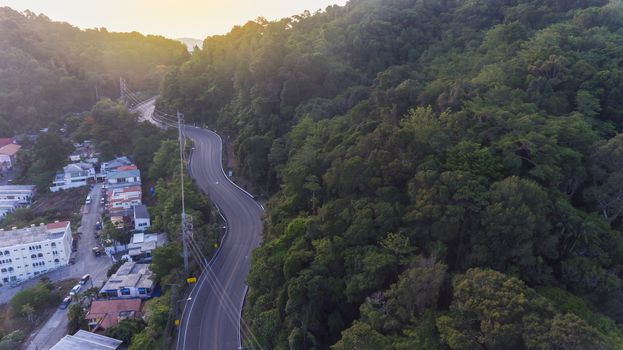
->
100, 261, 153, 291
133, 205, 149, 220
0, 138, 14, 147
86, 299, 142, 329
0, 185, 36, 192
0, 143, 21, 156
50, 330, 122, 350
0, 221, 70, 248
107, 169, 140, 180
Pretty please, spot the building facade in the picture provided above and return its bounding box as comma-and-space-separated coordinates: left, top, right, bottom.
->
0, 185, 36, 205
99, 261, 154, 299
50, 163, 96, 192
0, 221, 72, 283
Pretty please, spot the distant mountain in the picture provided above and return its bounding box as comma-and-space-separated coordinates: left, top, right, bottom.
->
176, 38, 203, 51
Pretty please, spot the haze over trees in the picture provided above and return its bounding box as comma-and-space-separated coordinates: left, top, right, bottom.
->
0, 7, 188, 133
158, 0, 623, 348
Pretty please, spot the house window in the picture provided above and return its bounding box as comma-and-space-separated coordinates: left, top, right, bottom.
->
54, 259, 59, 263
120, 288, 131, 296
4, 251, 9, 255
138, 288, 146, 295
51, 242, 56, 247
1, 269, 6, 273
31, 254, 36, 259
8, 267, 13, 272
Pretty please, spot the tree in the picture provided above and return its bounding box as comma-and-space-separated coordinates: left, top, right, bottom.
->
150, 244, 183, 283
105, 318, 147, 344
67, 304, 87, 334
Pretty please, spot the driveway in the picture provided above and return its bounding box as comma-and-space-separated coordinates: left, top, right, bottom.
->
23, 184, 112, 350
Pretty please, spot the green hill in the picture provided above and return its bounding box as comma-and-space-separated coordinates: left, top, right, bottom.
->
160, 0, 623, 348
0, 7, 188, 134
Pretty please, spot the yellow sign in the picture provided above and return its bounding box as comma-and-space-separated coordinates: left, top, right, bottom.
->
175, 319, 180, 326
186, 277, 197, 284
214, 243, 219, 248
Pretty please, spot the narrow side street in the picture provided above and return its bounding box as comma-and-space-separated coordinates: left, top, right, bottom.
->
22, 184, 112, 350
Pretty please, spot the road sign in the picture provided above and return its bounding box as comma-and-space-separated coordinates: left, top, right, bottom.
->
175, 319, 180, 326
186, 277, 197, 284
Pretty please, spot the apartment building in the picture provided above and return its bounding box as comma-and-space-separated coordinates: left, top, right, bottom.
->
0, 221, 72, 283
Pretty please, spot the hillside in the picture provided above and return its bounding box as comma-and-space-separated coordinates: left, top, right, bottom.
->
159, 0, 623, 348
0, 7, 189, 134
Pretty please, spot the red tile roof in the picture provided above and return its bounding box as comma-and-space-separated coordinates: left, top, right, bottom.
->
86, 299, 143, 330
0, 144, 21, 156
46, 221, 69, 230
116, 165, 138, 171
0, 138, 13, 147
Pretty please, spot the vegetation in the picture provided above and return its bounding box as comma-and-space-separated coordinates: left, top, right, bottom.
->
158, 0, 623, 348
105, 318, 147, 345
0, 7, 188, 134
67, 303, 87, 335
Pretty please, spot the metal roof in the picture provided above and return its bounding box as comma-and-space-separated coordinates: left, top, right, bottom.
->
50, 330, 122, 350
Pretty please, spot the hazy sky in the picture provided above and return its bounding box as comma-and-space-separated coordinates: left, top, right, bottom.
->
0, 0, 348, 39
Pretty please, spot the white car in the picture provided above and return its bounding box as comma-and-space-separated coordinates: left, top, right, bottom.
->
69, 284, 82, 296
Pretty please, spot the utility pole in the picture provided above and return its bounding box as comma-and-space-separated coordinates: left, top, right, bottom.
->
119, 78, 126, 105
178, 112, 189, 274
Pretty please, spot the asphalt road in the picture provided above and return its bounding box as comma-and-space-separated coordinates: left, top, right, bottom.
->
24, 184, 111, 350
132, 97, 263, 349
176, 126, 263, 350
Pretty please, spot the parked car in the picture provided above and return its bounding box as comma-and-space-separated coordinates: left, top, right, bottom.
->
85, 195, 91, 205
79, 274, 90, 285
92, 247, 102, 256
59, 296, 71, 309
69, 284, 82, 296
69, 257, 76, 265
95, 221, 102, 230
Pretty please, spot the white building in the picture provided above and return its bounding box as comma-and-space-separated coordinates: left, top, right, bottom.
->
50, 163, 96, 192
0, 185, 36, 205
0, 221, 72, 284
106, 169, 141, 185
0, 201, 20, 221
126, 232, 166, 262
101, 156, 133, 176
132, 205, 150, 232
108, 185, 142, 211
99, 261, 154, 299
0, 144, 21, 170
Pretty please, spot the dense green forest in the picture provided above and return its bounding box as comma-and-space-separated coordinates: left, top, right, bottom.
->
0, 7, 188, 134
158, 0, 623, 348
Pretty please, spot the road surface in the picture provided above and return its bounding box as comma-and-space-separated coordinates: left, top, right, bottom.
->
24, 184, 112, 350
177, 126, 263, 349
132, 97, 263, 349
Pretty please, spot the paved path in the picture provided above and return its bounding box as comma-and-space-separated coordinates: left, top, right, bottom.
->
23, 184, 112, 350
177, 126, 263, 350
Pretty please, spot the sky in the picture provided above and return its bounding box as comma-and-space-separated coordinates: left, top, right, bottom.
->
0, 0, 348, 39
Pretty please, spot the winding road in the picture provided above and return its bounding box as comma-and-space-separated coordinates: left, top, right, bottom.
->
179, 126, 263, 349
131, 99, 263, 349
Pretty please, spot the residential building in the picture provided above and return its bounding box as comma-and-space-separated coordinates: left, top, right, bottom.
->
0, 143, 21, 170
0, 138, 14, 148
50, 162, 96, 192
0, 221, 72, 283
101, 156, 133, 175
99, 261, 154, 299
0, 201, 20, 221
133, 205, 150, 231
106, 169, 141, 185
50, 330, 122, 350
0, 185, 36, 205
107, 185, 142, 211
86, 298, 143, 331
126, 233, 166, 262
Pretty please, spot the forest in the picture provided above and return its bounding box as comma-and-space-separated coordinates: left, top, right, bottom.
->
157, 0, 623, 348
0, 7, 188, 134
